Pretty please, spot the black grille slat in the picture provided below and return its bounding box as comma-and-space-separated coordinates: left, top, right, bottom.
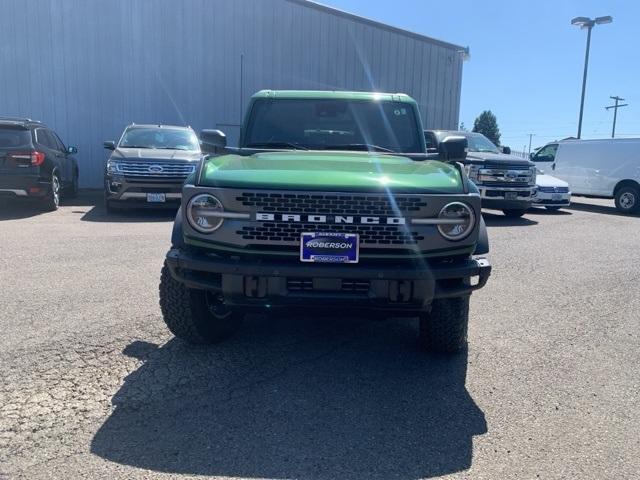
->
236, 193, 427, 217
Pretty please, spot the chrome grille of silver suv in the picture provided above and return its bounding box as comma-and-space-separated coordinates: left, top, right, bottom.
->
117, 162, 196, 178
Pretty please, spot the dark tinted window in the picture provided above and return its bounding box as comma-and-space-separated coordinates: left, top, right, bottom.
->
36, 128, 57, 149
424, 131, 438, 150
244, 99, 423, 153
0, 127, 32, 149
119, 128, 200, 151
51, 131, 66, 151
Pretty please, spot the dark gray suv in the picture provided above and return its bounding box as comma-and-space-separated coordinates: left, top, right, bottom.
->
103, 124, 202, 212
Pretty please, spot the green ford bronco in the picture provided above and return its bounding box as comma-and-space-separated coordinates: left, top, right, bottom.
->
159, 90, 491, 353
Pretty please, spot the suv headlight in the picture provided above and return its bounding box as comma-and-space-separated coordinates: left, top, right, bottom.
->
187, 194, 224, 233
465, 165, 479, 181
106, 160, 120, 174
437, 202, 476, 241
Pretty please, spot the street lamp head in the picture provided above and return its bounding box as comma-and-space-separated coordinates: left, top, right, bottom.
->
595, 16, 613, 25
571, 16, 613, 28
571, 16, 592, 26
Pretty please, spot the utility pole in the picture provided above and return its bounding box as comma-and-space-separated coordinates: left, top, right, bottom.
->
527, 134, 534, 156
605, 96, 628, 138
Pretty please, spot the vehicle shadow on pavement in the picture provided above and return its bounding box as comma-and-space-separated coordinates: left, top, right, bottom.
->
0, 200, 46, 221
525, 207, 572, 216
567, 201, 640, 218
91, 315, 487, 479
80, 205, 178, 223
482, 211, 539, 227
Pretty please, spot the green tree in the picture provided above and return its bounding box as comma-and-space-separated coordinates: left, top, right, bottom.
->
459, 122, 467, 131
473, 111, 501, 146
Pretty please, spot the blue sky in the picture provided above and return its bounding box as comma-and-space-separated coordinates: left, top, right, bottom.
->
324, 0, 638, 151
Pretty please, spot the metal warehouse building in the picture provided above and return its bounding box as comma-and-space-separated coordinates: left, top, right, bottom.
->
0, 0, 466, 187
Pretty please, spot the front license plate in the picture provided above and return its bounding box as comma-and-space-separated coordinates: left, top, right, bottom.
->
551, 193, 562, 201
300, 232, 359, 263
505, 191, 518, 200
147, 193, 166, 203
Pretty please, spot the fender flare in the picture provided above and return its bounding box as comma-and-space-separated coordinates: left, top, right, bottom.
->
171, 207, 185, 248
474, 215, 489, 255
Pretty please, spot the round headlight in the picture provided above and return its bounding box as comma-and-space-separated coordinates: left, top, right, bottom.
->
437, 202, 475, 241
187, 194, 224, 233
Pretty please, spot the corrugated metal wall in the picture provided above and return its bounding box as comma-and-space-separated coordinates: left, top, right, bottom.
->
0, 0, 464, 187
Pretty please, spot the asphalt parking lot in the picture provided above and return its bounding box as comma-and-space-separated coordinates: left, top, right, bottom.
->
0, 192, 638, 480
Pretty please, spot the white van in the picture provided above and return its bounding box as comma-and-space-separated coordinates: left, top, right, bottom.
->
530, 138, 640, 214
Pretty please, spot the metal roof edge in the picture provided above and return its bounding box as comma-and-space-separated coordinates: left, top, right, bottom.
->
285, 0, 465, 51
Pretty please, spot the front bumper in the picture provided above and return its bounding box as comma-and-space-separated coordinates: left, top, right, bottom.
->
478, 185, 536, 210
165, 248, 491, 310
532, 191, 571, 207
104, 174, 183, 207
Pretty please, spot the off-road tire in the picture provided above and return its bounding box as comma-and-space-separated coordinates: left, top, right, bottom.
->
159, 262, 241, 344
545, 206, 562, 212
419, 296, 470, 353
42, 171, 60, 211
502, 209, 526, 218
614, 185, 640, 214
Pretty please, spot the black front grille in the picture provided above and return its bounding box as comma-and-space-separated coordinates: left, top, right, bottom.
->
485, 190, 531, 198
235, 192, 427, 216
237, 222, 424, 245
287, 278, 371, 293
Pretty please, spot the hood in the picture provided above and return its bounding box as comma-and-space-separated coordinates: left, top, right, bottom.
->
198, 151, 463, 193
467, 151, 533, 167
111, 147, 202, 162
536, 173, 569, 188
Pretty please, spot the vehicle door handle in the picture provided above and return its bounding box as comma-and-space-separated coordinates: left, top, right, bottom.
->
552, 163, 556, 170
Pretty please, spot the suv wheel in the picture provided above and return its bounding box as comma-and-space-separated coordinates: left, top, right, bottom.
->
419, 296, 470, 353
614, 185, 640, 214
159, 262, 242, 344
502, 209, 526, 218
43, 172, 61, 211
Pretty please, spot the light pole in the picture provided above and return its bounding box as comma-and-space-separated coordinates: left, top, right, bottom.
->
571, 16, 613, 139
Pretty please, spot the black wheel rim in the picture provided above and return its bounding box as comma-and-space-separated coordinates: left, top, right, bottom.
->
620, 192, 635, 210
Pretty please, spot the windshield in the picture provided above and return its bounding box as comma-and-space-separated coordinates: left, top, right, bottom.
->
462, 133, 500, 154
0, 127, 32, 149
243, 98, 423, 153
119, 128, 200, 151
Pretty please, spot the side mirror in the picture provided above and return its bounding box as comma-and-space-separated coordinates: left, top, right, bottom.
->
502, 146, 511, 155
103, 141, 116, 150
200, 129, 227, 153
438, 136, 468, 162
67, 146, 78, 154
529, 153, 534, 160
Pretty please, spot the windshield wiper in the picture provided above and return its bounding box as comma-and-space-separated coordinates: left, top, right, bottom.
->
245, 142, 309, 150
323, 143, 395, 153
120, 145, 152, 149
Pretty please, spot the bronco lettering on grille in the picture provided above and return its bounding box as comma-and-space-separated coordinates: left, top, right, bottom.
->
255, 213, 406, 225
